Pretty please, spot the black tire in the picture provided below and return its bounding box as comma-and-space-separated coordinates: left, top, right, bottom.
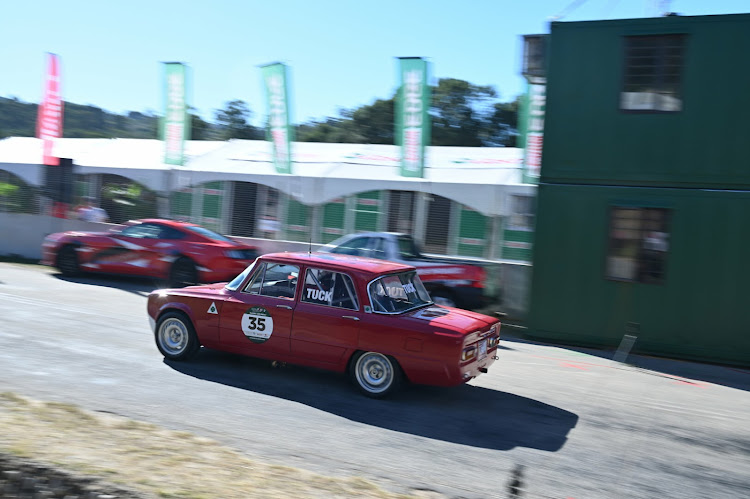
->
155, 311, 200, 361
431, 289, 457, 308
56, 245, 80, 276
169, 257, 198, 288
349, 351, 403, 398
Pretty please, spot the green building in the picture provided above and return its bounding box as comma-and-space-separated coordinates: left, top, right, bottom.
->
527, 14, 750, 366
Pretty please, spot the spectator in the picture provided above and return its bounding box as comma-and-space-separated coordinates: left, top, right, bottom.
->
77, 196, 109, 222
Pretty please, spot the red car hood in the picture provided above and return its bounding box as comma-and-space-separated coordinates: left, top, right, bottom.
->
155, 283, 229, 298
403, 306, 495, 331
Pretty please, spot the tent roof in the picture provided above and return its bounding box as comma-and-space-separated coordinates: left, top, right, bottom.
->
0, 137, 535, 215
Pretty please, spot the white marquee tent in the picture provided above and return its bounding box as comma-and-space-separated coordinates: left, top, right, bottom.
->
0, 137, 535, 216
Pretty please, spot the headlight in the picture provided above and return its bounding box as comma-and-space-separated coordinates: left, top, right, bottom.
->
225, 250, 244, 259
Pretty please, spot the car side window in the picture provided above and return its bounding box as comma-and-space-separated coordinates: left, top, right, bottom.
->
330, 237, 371, 256
302, 268, 359, 310
120, 223, 161, 239
370, 238, 386, 260
243, 262, 298, 299
160, 226, 187, 240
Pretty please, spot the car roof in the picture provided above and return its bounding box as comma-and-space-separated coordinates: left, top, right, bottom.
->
335, 231, 406, 238
127, 218, 199, 229
260, 251, 415, 277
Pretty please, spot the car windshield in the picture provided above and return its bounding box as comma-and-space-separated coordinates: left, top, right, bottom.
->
368, 271, 432, 314
185, 225, 234, 243
225, 261, 257, 291
397, 235, 422, 260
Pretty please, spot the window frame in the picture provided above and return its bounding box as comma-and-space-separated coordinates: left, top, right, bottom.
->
620, 33, 686, 114
241, 261, 299, 300
300, 267, 360, 311
605, 206, 671, 285
366, 271, 433, 315
507, 195, 536, 231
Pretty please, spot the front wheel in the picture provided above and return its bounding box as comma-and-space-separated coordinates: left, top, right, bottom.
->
155, 311, 200, 361
350, 351, 403, 398
56, 245, 80, 276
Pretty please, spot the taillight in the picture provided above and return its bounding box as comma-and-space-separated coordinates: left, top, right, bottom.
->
461, 346, 477, 361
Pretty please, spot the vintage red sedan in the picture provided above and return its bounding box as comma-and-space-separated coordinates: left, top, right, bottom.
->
147, 252, 501, 397
41, 219, 258, 287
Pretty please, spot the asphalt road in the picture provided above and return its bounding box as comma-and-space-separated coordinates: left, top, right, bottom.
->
0, 262, 749, 498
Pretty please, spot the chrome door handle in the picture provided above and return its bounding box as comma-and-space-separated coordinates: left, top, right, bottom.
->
342, 315, 360, 321
276, 304, 292, 310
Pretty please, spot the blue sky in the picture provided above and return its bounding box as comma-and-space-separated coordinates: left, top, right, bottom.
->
1, 0, 748, 125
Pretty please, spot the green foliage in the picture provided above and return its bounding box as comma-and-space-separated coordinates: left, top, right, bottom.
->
297, 79, 517, 147
214, 100, 262, 140
430, 78, 497, 147
0, 97, 193, 140
0, 172, 38, 214
1, 76, 518, 146
0, 97, 37, 138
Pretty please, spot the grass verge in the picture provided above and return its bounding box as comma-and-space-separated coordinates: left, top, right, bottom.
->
0, 392, 442, 499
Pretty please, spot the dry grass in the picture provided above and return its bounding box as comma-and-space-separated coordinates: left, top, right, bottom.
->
0, 392, 443, 499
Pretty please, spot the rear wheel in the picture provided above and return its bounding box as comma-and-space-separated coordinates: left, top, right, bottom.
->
56, 245, 80, 276
350, 351, 403, 398
155, 311, 200, 361
169, 257, 197, 287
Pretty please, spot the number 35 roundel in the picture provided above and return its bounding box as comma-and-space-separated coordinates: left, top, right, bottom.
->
241, 306, 274, 343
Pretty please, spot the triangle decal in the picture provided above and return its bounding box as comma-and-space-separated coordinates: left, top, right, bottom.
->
207, 302, 218, 315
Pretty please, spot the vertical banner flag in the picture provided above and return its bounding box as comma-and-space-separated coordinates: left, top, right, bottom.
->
162, 62, 189, 166
261, 63, 293, 175
37, 53, 63, 166
396, 57, 430, 178
520, 79, 545, 183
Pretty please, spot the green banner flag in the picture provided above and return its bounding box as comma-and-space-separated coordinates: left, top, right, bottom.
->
520, 78, 545, 184
162, 63, 190, 166
261, 63, 293, 175
396, 57, 431, 178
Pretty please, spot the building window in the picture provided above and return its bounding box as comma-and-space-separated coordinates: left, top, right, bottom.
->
509, 195, 536, 230
621, 34, 685, 112
606, 207, 670, 284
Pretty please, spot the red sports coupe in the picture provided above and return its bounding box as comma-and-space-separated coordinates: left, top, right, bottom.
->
147, 252, 501, 397
42, 219, 258, 287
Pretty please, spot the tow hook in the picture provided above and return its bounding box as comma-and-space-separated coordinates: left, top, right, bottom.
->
492, 355, 499, 360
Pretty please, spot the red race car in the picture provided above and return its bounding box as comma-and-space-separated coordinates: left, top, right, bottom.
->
42, 219, 258, 287
147, 252, 501, 398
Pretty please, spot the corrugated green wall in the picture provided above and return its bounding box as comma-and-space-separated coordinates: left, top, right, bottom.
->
544, 14, 750, 189
528, 183, 750, 366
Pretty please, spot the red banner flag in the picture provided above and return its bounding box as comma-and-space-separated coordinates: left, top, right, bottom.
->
36, 53, 63, 166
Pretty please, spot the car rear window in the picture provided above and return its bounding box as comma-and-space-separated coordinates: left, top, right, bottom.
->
368, 271, 432, 314
185, 226, 233, 243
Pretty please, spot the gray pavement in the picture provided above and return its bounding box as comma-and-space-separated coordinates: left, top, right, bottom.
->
0, 262, 748, 498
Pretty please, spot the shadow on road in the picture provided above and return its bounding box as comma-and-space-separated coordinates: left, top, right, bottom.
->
165, 349, 579, 453
502, 333, 750, 393
52, 273, 159, 297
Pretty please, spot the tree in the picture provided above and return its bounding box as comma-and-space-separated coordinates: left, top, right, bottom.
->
350, 97, 395, 144
214, 100, 261, 140
188, 106, 213, 140
485, 97, 520, 147
430, 78, 497, 147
